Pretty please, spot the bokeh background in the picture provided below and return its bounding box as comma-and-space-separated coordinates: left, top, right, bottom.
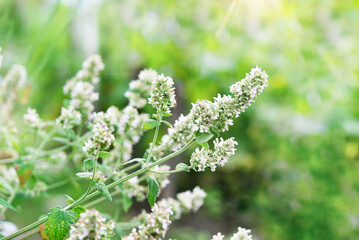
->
1, 0, 359, 239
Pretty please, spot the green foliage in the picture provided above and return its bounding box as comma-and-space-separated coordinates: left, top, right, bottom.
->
176, 163, 190, 172
0, 198, 18, 213
142, 119, 161, 131
98, 151, 112, 159
45, 206, 77, 240
96, 181, 112, 201
146, 176, 159, 207
195, 132, 214, 144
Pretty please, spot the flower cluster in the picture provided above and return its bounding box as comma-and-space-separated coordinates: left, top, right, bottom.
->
123, 204, 173, 240
0, 64, 27, 105
152, 114, 195, 160
159, 186, 206, 220
67, 209, 115, 240
189, 66, 268, 133
23, 108, 45, 129
125, 69, 158, 108
212, 227, 253, 240
56, 106, 82, 130
82, 119, 115, 156
148, 74, 176, 116
63, 55, 104, 116
190, 137, 238, 172
105, 106, 148, 167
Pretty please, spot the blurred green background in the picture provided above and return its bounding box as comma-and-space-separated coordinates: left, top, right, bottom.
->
1, 0, 359, 239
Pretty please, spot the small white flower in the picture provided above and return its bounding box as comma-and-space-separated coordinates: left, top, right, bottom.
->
211, 232, 225, 240
56, 106, 81, 129
148, 74, 176, 115
230, 227, 253, 240
23, 108, 45, 129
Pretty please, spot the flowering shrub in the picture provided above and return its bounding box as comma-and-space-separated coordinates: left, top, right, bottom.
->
0, 50, 268, 239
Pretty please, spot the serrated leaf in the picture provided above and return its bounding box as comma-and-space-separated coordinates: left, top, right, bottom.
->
0, 198, 18, 213
96, 181, 112, 201
195, 132, 214, 144
84, 159, 95, 171
146, 176, 159, 207
200, 142, 209, 151
175, 163, 190, 172
76, 172, 91, 179
98, 151, 112, 159
161, 120, 173, 128
142, 119, 160, 131
45, 206, 77, 240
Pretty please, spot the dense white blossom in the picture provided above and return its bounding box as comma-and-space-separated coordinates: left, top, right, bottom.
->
211, 233, 225, 240
63, 55, 104, 115
230, 66, 268, 117
190, 137, 238, 172
189, 100, 218, 133
56, 106, 82, 129
123, 204, 173, 240
212, 94, 236, 132
229, 227, 253, 240
82, 119, 115, 156
67, 209, 115, 240
148, 74, 176, 115
176, 186, 207, 212
125, 69, 158, 108
23, 108, 45, 129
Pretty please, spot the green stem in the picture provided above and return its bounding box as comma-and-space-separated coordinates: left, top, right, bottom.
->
145, 117, 161, 166
0, 185, 19, 220
1, 138, 195, 240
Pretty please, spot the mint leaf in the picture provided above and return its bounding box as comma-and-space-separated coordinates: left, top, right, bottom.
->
195, 132, 214, 144
98, 151, 112, 159
45, 206, 77, 240
199, 141, 209, 151
161, 120, 173, 128
146, 176, 159, 207
175, 163, 190, 172
0, 198, 18, 213
75, 172, 91, 179
96, 181, 112, 201
142, 119, 160, 131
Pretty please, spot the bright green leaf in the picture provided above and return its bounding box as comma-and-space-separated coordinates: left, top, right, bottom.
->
142, 119, 160, 131
200, 142, 210, 151
163, 113, 172, 117
75, 172, 91, 179
96, 181, 112, 201
146, 176, 159, 207
0, 198, 19, 213
98, 151, 112, 159
195, 132, 214, 144
121, 194, 133, 212
161, 120, 173, 128
176, 163, 190, 172
45, 206, 77, 240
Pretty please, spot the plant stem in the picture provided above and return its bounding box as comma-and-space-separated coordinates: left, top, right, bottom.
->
1, 138, 195, 240
0, 185, 19, 220
145, 123, 160, 166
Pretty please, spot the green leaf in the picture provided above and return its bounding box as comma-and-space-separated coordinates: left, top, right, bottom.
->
0, 198, 19, 213
84, 159, 95, 171
65, 195, 75, 205
200, 142, 210, 151
161, 120, 173, 128
75, 172, 91, 179
163, 113, 172, 117
175, 163, 190, 172
96, 181, 112, 201
142, 119, 160, 131
146, 176, 159, 207
98, 151, 112, 159
45, 206, 77, 240
73, 205, 86, 217
195, 132, 214, 144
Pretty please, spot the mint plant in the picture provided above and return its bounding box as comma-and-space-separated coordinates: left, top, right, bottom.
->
0, 49, 268, 240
